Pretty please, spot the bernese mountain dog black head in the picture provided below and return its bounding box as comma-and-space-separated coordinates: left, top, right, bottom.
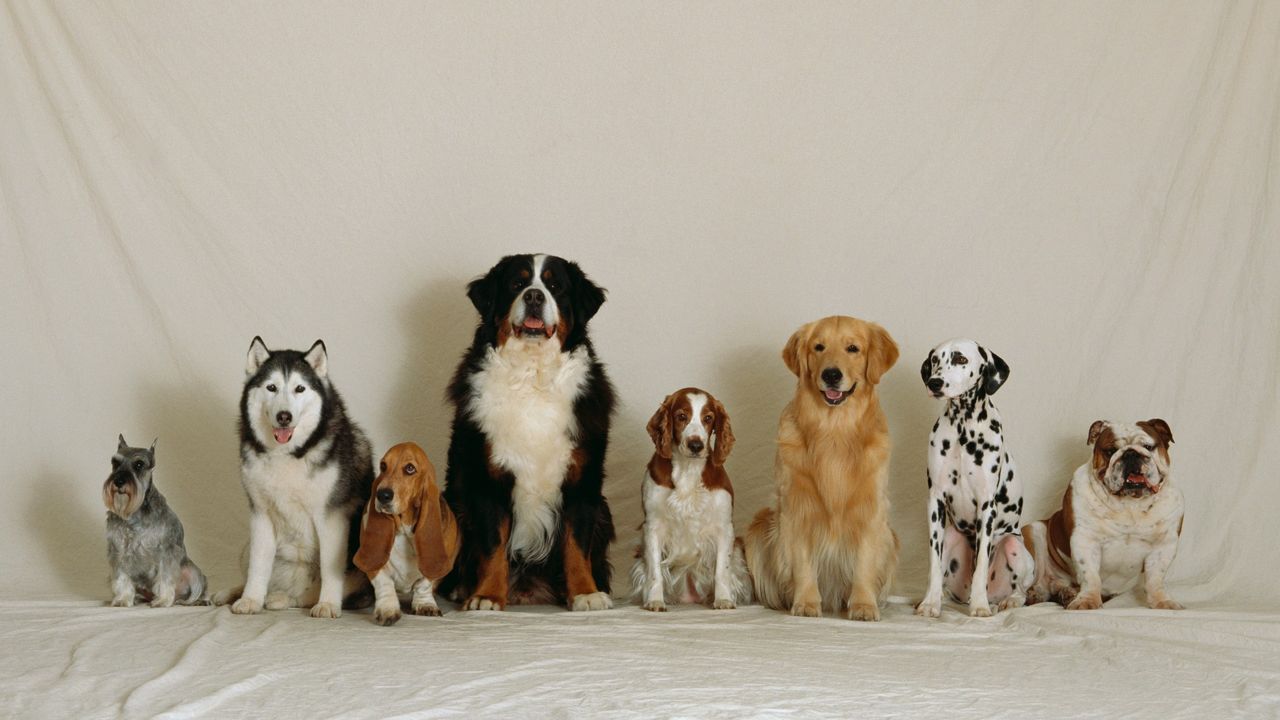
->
466, 254, 606, 351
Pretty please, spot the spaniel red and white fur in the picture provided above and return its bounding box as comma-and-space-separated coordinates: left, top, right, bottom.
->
631, 388, 751, 611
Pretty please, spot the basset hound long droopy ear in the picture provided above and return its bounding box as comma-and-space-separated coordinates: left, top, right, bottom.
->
413, 458, 458, 581
353, 486, 395, 577
646, 394, 675, 459
709, 395, 735, 467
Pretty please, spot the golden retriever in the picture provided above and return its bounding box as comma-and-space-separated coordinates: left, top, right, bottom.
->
745, 315, 900, 620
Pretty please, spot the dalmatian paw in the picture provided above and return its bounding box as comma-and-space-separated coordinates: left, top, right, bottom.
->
969, 602, 993, 618
712, 598, 736, 610
309, 601, 341, 619
847, 603, 880, 622
790, 601, 821, 617
230, 597, 263, 615
571, 592, 613, 612
412, 603, 443, 617
915, 599, 942, 618
642, 599, 667, 612
997, 594, 1026, 612
463, 595, 505, 611
1067, 593, 1103, 611
1150, 597, 1184, 611
373, 603, 402, 626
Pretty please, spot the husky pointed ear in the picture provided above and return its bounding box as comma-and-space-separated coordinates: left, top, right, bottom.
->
567, 261, 606, 325
118, 434, 128, 452
353, 492, 395, 577
414, 465, 456, 581
304, 340, 328, 378
981, 350, 1010, 395
246, 336, 270, 376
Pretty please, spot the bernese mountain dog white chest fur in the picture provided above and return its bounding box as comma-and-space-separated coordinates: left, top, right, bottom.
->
441, 253, 617, 612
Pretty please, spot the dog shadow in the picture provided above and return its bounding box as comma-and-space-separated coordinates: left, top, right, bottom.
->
28, 472, 104, 600
382, 279, 476, 464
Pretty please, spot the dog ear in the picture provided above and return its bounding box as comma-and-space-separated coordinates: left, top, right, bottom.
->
118, 434, 128, 452
466, 259, 508, 319
246, 336, 270, 376
865, 322, 900, 385
1137, 419, 1174, 447
1087, 420, 1108, 445
981, 351, 1010, 395
710, 396, 735, 466
781, 323, 813, 377
646, 396, 674, 459
566, 260, 607, 325
148, 438, 157, 464
304, 340, 328, 378
413, 461, 455, 580
353, 488, 395, 577
919, 351, 933, 385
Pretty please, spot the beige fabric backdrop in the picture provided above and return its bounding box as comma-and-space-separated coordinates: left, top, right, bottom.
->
2, 1, 1276, 606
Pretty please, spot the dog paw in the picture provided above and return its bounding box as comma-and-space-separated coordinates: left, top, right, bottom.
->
210, 589, 237, 606
149, 595, 175, 609
642, 599, 667, 612
1067, 593, 1103, 611
110, 596, 134, 608
790, 602, 822, 618
969, 602, 993, 618
230, 597, 263, 615
309, 602, 341, 619
847, 603, 880, 622
998, 594, 1026, 612
412, 604, 442, 617
914, 600, 941, 618
264, 592, 292, 610
463, 595, 504, 611
571, 592, 613, 612
373, 604, 401, 626
712, 598, 736, 610
1150, 597, 1184, 611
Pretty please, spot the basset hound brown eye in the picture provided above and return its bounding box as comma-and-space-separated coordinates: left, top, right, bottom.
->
404, 463, 417, 475
951, 352, 968, 365
379, 461, 387, 472
846, 345, 859, 353
814, 343, 825, 352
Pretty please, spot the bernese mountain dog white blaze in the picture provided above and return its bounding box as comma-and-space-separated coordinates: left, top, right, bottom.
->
440, 254, 616, 612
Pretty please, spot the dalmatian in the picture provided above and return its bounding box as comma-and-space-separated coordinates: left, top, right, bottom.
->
915, 339, 1034, 618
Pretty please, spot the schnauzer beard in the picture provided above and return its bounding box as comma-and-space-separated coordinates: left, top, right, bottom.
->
103, 481, 142, 518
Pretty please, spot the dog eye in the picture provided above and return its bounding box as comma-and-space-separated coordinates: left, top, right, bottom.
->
294, 385, 305, 394
814, 344, 825, 352
951, 352, 968, 365
379, 461, 387, 472
675, 413, 688, 423
132, 460, 144, 471
846, 345, 859, 353
265, 384, 277, 393
404, 463, 417, 475
703, 414, 713, 424
546, 280, 560, 292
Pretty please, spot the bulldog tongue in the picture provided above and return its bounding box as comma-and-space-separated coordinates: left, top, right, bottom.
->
825, 389, 843, 401
273, 428, 294, 444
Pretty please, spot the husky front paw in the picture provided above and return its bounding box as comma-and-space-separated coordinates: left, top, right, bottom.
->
847, 603, 880, 621
230, 597, 263, 615
373, 604, 401, 626
1067, 593, 1103, 611
571, 592, 613, 611
463, 595, 504, 611
309, 601, 341, 619
641, 599, 667, 612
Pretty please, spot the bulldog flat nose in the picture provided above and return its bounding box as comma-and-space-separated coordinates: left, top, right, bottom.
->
376, 488, 394, 504
927, 378, 944, 393
687, 438, 705, 454
524, 288, 544, 307
821, 368, 843, 386
276, 411, 292, 426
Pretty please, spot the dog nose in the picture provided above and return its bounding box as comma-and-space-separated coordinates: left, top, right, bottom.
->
927, 378, 944, 393
276, 411, 292, 426
524, 288, 544, 307
687, 438, 705, 454
112, 474, 128, 488
821, 368, 843, 386
376, 488, 394, 504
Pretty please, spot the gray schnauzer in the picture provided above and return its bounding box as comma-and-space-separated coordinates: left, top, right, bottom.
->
103, 435, 208, 607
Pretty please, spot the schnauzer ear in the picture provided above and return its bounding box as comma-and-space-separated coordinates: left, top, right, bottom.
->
1088, 420, 1108, 445
353, 492, 395, 577
865, 322, 900, 385
566, 260, 606, 325
781, 322, 813, 377
646, 396, 674, 459
710, 396, 735, 467
981, 351, 1010, 395
118, 434, 128, 452
246, 336, 270, 376
414, 463, 456, 581
149, 438, 157, 463
304, 340, 328, 378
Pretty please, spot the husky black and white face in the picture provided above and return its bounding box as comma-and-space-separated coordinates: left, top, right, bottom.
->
465, 254, 606, 351
103, 434, 155, 518
920, 338, 1009, 400
242, 337, 329, 452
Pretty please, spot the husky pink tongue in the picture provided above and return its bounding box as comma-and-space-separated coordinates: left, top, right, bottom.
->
273, 427, 294, 444
825, 389, 844, 401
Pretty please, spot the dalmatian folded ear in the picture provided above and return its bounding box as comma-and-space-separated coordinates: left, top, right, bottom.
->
979, 347, 1010, 395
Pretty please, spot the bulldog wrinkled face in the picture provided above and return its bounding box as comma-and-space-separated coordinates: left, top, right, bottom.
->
920, 338, 1009, 399
373, 444, 429, 524
1089, 420, 1174, 499
103, 435, 154, 519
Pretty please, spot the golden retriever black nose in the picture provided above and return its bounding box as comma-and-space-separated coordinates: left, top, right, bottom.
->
821, 368, 843, 386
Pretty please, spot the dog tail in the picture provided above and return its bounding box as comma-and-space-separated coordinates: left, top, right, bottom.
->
210, 584, 243, 606
744, 507, 790, 610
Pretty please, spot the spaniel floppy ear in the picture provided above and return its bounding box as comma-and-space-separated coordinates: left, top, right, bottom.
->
865, 322, 900, 385
1087, 420, 1108, 445
353, 489, 395, 576
646, 395, 674, 459
709, 396, 735, 466
413, 462, 454, 580
781, 322, 813, 377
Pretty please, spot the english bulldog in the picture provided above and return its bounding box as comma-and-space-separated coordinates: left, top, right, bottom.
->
1022, 419, 1184, 610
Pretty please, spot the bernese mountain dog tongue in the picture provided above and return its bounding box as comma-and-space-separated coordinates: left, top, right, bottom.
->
520, 317, 552, 337
273, 427, 294, 444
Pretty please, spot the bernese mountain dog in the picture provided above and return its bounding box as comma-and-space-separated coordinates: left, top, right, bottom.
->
440, 253, 617, 611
